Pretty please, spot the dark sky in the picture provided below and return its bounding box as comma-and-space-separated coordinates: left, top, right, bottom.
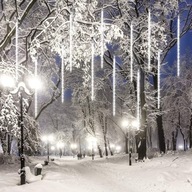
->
166, 31, 192, 66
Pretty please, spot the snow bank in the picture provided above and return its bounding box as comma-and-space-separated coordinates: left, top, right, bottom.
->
0, 152, 192, 192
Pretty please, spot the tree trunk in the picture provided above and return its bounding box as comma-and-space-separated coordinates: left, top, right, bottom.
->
104, 117, 108, 157
98, 145, 103, 158
153, 72, 166, 153
157, 115, 166, 153
172, 130, 178, 151
136, 68, 147, 160
107, 140, 114, 156
166, 139, 170, 151
147, 126, 153, 149
125, 133, 128, 154
189, 112, 192, 148
0, 132, 7, 154
7, 134, 12, 155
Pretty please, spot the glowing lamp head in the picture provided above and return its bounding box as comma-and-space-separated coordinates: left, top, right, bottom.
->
131, 120, 139, 129
51, 146, 55, 151
115, 145, 121, 152
42, 134, 54, 143
0, 74, 15, 88
57, 142, 64, 149
27, 76, 42, 90
110, 144, 115, 148
122, 119, 129, 128
71, 143, 77, 149
41, 135, 48, 142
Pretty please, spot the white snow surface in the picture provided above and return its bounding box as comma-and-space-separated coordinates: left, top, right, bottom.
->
0, 151, 192, 192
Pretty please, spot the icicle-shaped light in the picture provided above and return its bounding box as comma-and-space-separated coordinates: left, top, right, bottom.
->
157, 51, 161, 109
69, 14, 73, 72
130, 23, 133, 82
100, 8, 104, 68
91, 40, 95, 101
137, 68, 140, 130
177, 14, 180, 77
34, 59, 38, 118
113, 55, 116, 116
148, 9, 151, 71
61, 46, 64, 103
15, 19, 18, 80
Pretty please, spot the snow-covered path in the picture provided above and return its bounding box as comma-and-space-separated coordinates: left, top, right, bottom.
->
1, 152, 192, 192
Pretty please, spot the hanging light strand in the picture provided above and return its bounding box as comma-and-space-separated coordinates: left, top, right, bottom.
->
34, 59, 38, 118
177, 14, 180, 77
157, 51, 161, 109
91, 40, 95, 101
61, 46, 64, 103
113, 55, 116, 116
69, 14, 73, 72
101, 8, 104, 68
15, 19, 18, 80
137, 68, 140, 130
148, 9, 151, 71
130, 23, 133, 82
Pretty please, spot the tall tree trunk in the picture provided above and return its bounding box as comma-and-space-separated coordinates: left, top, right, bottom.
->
178, 112, 186, 151
189, 112, 192, 148
172, 129, 178, 151
7, 134, 12, 155
166, 139, 170, 151
103, 116, 108, 157
107, 140, 114, 156
157, 115, 166, 153
125, 133, 128, 154
153, 73, 166, 153
147, 126, 153, 149
0, 132, 7, 154
97, 145, 103, 158
136, 68, 147, 160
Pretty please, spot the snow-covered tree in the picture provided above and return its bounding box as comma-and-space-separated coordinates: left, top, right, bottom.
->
162, 59, 192, 150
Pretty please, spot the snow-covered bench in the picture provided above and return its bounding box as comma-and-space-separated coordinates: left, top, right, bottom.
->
24, 166, 42, 183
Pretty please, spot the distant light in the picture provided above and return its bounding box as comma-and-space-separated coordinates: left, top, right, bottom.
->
115, 145, 121, 152
0, 74, 15, 88
70, 143, 77, 149
122, 119, 129, 128
48, 135, 54, 142
178, 145, 183, 150
86, 136, 97, 144
27, 76, 42, 90
41, 134, 54, 142
51, 146, 55, 150
41, 135, 47, 142
110, 144, 115, 148
57, 141, 64, 149
131, 120, 139, 128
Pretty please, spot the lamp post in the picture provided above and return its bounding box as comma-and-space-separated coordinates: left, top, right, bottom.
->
0, 74, 41, 185
57, 141, 64, 158
42, 135, 54, 162
122, 118, 139, 166
70, 143, 77, 158
4, 83, 31, 184
87, 136, 97, 160
3, 81, 32, 185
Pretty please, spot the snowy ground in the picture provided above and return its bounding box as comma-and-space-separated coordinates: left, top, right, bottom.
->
0, 151, 192, 192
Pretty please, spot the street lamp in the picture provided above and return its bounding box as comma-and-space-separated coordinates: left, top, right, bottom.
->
0, 74, 41, 185
86, 136, 97, 160
122, 118, 139, 166
57, 141, 64, 158
70, 143, 77, 157
42, 134, 54, 162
